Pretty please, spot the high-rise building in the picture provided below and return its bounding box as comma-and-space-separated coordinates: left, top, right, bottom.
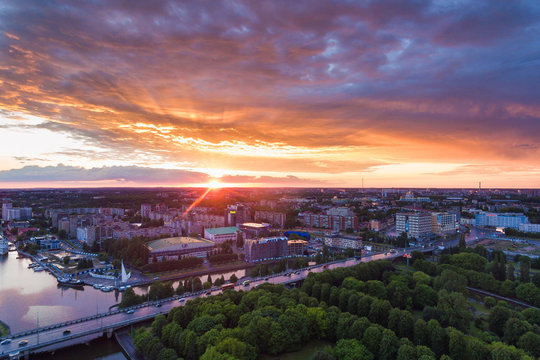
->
301, 211, 358, 232
396, 212, 432, 239
244, 236, 288, 262
77, 226, 96, 245
141, 204, 152, 219
254, 211, 286, 228
431, 212, 458, 235
225, 204, 248, 226
58, 218, 70, 235
2, 202, 12, 220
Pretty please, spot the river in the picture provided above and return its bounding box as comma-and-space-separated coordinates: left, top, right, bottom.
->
0, 251, 248, 359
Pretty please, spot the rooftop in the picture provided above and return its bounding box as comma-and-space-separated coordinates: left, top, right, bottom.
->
205, 226, 240, 235
146, 237, 214, 252
241, 222, 271, 228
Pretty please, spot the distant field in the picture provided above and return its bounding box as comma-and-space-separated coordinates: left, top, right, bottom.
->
477, 238, 540, 256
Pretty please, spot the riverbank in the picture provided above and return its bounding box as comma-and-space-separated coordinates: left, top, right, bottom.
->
138, 262, 256, 285
0, 320, 10, 337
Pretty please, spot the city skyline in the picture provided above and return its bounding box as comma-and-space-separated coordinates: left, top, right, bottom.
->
1, 1, 540, 188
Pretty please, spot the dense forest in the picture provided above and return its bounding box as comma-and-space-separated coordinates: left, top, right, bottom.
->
131, 251, 540, 360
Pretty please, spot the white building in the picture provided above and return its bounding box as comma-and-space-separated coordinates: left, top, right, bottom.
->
519, 223, 540, 233
77, 226, 96, 245
204, 226, 240, 243
396, 212, 432, 239
141, 203, 152, 219
475, 212, 528, 229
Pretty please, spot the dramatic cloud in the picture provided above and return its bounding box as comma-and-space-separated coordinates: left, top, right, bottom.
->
0, 0, 539, 187
0, 165, 210, 184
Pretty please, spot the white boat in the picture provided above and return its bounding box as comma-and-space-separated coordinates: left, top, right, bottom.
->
92, 284, 103, 289
33, 266, 44, 272
101, 286, 114, 292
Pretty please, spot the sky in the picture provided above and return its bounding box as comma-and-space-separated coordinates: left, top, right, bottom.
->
0, 0, 539, 189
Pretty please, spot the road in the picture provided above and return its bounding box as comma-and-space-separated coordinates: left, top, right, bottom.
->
0, 247, 431, 359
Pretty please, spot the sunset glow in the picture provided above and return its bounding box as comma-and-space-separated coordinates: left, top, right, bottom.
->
0, 1, 539, 188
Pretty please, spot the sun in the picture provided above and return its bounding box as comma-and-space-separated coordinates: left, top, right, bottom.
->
207, 180, 223, 189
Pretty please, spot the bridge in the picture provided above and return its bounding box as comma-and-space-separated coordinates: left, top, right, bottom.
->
0, 247, 434, 359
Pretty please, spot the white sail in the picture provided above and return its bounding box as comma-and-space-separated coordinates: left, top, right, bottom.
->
121, 259, 131, 283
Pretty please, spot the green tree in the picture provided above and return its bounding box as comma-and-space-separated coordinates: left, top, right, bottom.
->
378, 329, 400, 360
230, 274, 238, 283
507, 263, 515, 281
334, 338, 374, 360
520, 257, 531, 283
413, 284, 438, 309
157, 348, 177, 360
151, 314, 168, 338
413, 271, 431, 286
362, 325, 381, 355
489, 305, 511, 337
396, 344, 416, 360
448, 329, 467, 360
517, 331, 540, 358
503, 318, 531, 345
368, 299, 391, 327
414, 319, 428, 346
434, 270, 467, 294
449, 252, 487, 272
427, 319, 447, 357
436, 290, 472, 331
458, 233, 466, 250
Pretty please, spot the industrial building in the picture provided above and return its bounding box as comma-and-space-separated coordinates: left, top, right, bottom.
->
146, 237, 215, 263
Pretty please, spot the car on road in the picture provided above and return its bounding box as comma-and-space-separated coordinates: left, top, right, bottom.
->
155, 303, 162, 307
0, 339, 11, 345
153, 276, 159, 280
178, 298, 185, 302
126, 309, 135, 314
18, 340, 28, 347
206, 291, 212, 296
63, 329, 71, 335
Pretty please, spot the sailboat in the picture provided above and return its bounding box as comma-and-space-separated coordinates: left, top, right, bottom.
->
121, 259, 131, 283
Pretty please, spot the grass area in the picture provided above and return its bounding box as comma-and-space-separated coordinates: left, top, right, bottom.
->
259, 340, 332, 360
470, 299, 490, 315
0, 320, 10, 337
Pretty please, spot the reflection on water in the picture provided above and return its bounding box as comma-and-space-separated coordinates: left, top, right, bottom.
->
0, 252, 121, 333
0, 251, 249, 333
